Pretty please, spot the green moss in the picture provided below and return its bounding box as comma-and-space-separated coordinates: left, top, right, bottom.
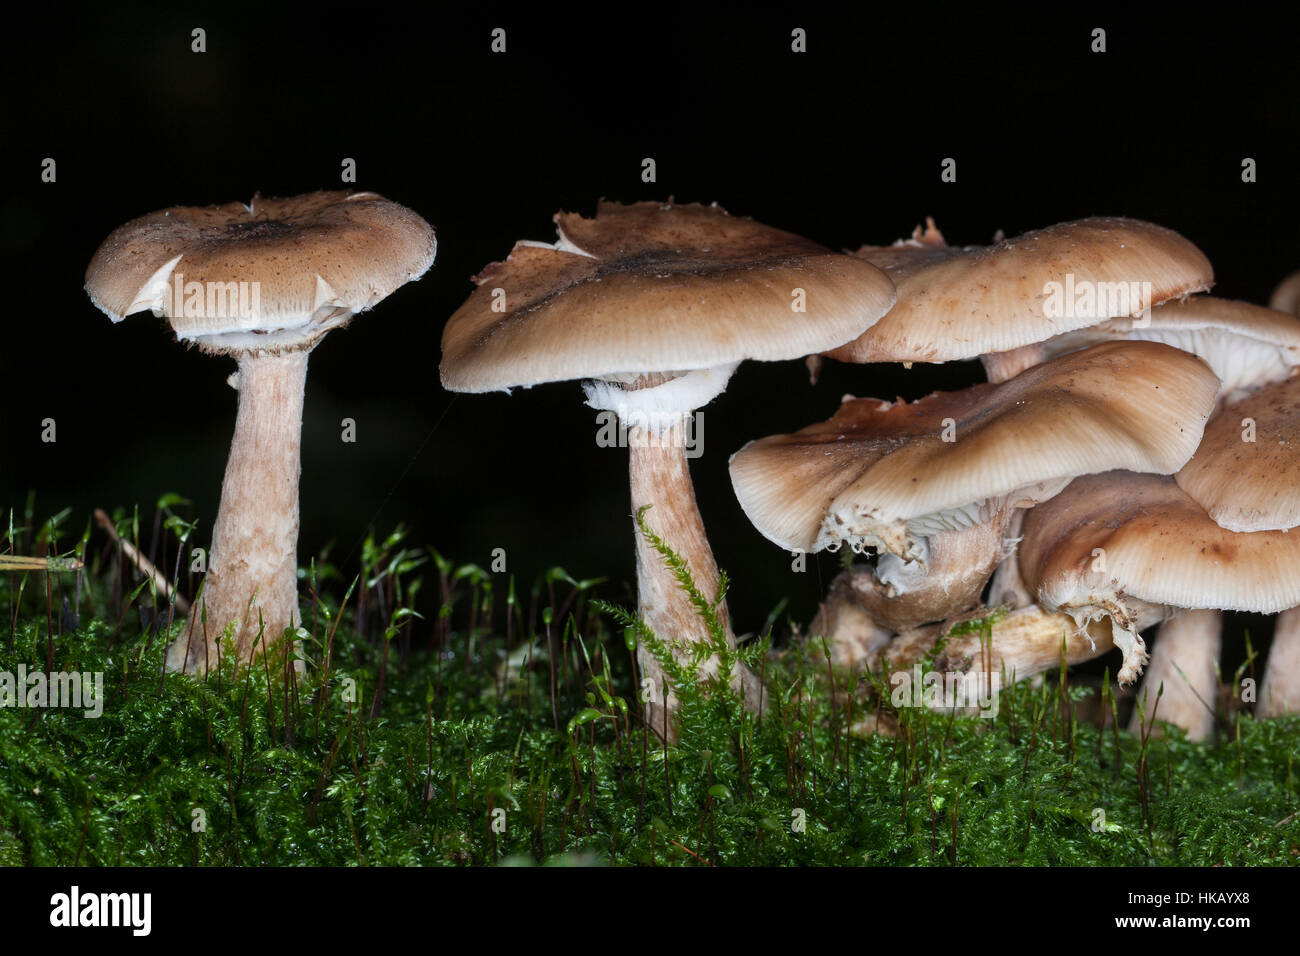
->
1, 506, 1298, 866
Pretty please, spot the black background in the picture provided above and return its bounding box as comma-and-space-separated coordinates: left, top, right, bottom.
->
2, 864, 1278, 938
2, 3, 1296, 664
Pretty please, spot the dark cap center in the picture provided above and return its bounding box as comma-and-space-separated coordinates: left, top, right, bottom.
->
222, 219, 297, 240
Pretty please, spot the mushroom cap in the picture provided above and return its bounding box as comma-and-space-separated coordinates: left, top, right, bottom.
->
438, 200, 897, 392
729, 340, 1220, 553
1020, 471, 1300, 618
1175, 375, 1300, 532
85, 190, 436, 353
826, 217, 1213, 364
1041, 295, 1300, 400
1271, 270, 1300, 317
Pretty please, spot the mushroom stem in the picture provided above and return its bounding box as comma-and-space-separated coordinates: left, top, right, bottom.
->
987, 510, 1034, 610
869, 513, 1010, 630
1260, 607, 1300, 718
173, 349, 308, 672
980, 343, 1047, 383
808, 569, 895, 671
628, 415, 758, 741
811, 514, 1008, 656
1127, 609, 1220, 741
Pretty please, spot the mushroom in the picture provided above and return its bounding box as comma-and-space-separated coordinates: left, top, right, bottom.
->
1040, 296, 1300, 406
1024, 298, 1300, 731
729, 383, 1026, 632
1175, 375, 1300, 533
438, 200, 896, 739
816, 217, 1213, 624
825, 217, 1213, 382
730, 341, 1220, 651
1174, 375, 1300, 716
1007, 294, 1300, 729
85, 190, 436, 671
1018, 471, 1300, 687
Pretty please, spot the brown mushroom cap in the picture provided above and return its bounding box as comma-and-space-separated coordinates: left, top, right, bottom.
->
85, 190, 436, 353
729, 341, 1220, 555
1041, 295, 1300, 401
1022, 471, 1300, 620
1175, 376, 1300, 532
1019, 470, 1300, 684
438, 200, 897, 392
826, 217, 1213, 365
731, 385, 988, 554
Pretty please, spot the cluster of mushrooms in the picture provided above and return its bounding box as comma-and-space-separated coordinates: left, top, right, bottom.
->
85, 191, 1300, 744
